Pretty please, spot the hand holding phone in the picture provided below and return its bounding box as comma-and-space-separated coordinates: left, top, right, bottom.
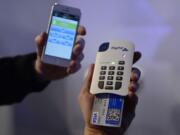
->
34, 3, 86, 80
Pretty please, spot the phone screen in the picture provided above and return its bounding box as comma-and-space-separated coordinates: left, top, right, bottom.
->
45, 11, 79, 60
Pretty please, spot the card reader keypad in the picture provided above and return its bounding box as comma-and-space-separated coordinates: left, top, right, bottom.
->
98, 61, 125, 90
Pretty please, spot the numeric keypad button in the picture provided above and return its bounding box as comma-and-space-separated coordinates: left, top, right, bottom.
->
116, 76, 123, 81
98, 81, 104, 89
107, 76, 113, 80
117, 71, 124, 75
100, 71, 106, 75
101, 66, 107, 70
109, 66, 115, 70
118, 66, 124, 70
115, 82, 122, 90
99, 76, 105, 80
119, 61, 125, 65
108, 71, 114, 75
107, 81, 113, 85
105, 86, 113, 90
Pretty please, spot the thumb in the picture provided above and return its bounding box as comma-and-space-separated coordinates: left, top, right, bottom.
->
81, 64, 95, 94
35, 32, 47, 57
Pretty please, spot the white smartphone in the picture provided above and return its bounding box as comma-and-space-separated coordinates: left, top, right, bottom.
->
42, 3, 81, 67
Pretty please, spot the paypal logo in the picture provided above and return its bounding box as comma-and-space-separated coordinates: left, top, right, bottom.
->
111, 47, 128, 51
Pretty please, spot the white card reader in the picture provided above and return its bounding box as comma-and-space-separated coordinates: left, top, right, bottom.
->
90, 40, 134, 96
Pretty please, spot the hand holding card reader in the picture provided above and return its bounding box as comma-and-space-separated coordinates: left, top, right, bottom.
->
90, 41, 134, 127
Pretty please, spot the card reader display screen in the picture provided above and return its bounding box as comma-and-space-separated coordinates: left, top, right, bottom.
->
45, 12, 79, 60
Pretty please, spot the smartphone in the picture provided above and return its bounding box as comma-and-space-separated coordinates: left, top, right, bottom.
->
42, 3, 81, 67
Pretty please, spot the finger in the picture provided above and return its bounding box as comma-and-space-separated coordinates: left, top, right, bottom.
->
133, 51, 141, 64
67, 60, 76, 74
130, 67, 141, 82
128, 90, 135, 98
119, 94, 138, 133
80, 64, 95, 94
128, 77, 140, 97
35, 32, 47, 56
68, 60, 82, 74
76, 53, 84, 62
72, 38, 85, 58
77, 25, 86, 35
128, 82, 139, 94
35, 32, 47, 47
124, 93, 138, 114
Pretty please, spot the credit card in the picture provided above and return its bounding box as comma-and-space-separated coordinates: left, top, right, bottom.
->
91, 93, 124, 127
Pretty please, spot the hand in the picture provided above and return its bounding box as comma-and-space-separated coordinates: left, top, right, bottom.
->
34, 26, 86, 80
78, 52, 141, 135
